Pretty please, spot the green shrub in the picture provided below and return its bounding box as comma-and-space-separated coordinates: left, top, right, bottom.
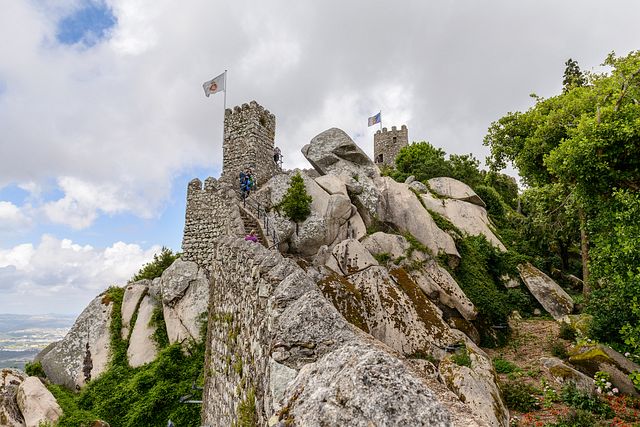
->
547, 409, 598, 427
372, 252, 392, 265
492, 356, 519, 374
427, 209, 461, 234
150, 304, 170, 350
559, 322, 577, 341
475, 185, 506, 219
278, 172, 312, 223
25, 361, 45, 377
560, 383, 613, 417
130, 247, 180, 283
501, 381, 540, 412
451, 346, 471, 368
237, 387, 257, 427
550, 339, 569, 359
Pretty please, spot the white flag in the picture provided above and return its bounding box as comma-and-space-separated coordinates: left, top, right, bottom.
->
203, 72, 225, 97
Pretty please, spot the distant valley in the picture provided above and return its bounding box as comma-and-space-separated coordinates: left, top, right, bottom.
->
0, 313, 75, 370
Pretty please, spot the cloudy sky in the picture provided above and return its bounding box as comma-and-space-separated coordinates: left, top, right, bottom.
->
1, 0, 638, 315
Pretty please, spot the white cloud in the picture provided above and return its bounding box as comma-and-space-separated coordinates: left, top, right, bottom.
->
0, 235, 160, 314
0, 201, 32, 232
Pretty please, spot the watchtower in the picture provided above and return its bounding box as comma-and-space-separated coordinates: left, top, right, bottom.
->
374, 125, 408, 167
220, 101, 280, 186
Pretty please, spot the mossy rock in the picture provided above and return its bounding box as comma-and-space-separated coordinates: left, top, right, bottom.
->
568, 344, 640, 396
562, 314, 592, 337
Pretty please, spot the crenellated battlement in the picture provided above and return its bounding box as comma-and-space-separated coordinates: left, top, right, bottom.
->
374, 124, 408, 167
221, 100, 279, 187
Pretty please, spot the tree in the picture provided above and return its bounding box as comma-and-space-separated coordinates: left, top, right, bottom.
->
484, 50, 640, 349
562, 58, 586, 92
393, 141, 449, 183
130, 247, 180, 282
279, 172, 313, 224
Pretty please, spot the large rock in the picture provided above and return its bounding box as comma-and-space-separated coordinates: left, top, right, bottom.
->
314, 175, 348, 197
40, 293, 113, 389
0, 368, 26, 427
517, 263, 574, 320
279, 342, 452, 427
540, 356, 595, 393
349, 266, 463, 359
568, 343, 640, 396
408, 260, 477, 321
16, 377, 62, 427
361, 232, 411, 261
262, 170, 360, 256
302, 128, 380, 179
158, 258, 200, 304
427, 177, 486, 207
160, 260, 209, 344
325, 239, 378, 275
127, 294, 159, 367
439, 344, 509, 427
376, 177, 459, 259
421, 192, 506, 251
121, 280, 148, 339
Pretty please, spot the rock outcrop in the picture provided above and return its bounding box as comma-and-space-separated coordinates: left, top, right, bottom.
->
40, 294, 113, 389
439, 344, 509, 427
518, 263, 574, 320
127, 294, 159, 367
1, 368, 26, 427
201, 237, 487, 426
427, 177, 486, 207
158, 258, 209, 344
540, 356, 595, 393
16, 377, 62, 427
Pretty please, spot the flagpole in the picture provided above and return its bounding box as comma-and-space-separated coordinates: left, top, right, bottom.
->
222, 70, 227, 146
379, 110, 382, 131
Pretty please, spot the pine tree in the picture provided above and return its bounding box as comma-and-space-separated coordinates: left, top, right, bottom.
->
279, 172, 313, 223
562, 58, 586, 92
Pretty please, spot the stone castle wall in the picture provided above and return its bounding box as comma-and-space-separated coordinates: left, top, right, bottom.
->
181, 177, 244, 266
374, 125, 408, 167
220, 101, 280, 188
201, 237, 453, 426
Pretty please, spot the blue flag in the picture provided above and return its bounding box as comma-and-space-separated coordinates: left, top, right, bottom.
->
368, 111, 381, 127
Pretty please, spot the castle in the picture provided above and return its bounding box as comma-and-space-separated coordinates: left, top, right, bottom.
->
182, 100, 408, 264
373, 125, 408, 167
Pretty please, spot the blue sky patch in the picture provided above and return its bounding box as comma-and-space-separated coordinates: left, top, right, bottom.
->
56, 1, 116, 47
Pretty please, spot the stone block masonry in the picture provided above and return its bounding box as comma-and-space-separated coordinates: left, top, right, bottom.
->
201, 237, 454, 426
181, 177, 244, 266
374, 125, 408, 167
220, 100, 281, 188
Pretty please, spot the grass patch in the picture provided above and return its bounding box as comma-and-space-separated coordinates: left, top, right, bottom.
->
372, 252, 392, 265
501, 381, 540, 412
236, 387, 257, 427
492, 356, 519, 374
451, 346, 471, 368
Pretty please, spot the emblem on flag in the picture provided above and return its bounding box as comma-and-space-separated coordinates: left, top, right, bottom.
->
203, 72, 226, 97
368, 112, 381, 127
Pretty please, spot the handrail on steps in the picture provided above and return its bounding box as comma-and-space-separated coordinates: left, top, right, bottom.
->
241, 196, 280, 250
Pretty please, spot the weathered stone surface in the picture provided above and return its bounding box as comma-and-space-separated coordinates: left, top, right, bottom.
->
376, 177, 459, 259
16, 377, 62, 427
40, 294, 113, 389
202, 237, 484, 426
500, 274, 520, 288
409, 260, 477, 321
568, 344, 640, 396
422, 192, 506, 251
120, 280, 148, 339
540, 357, 595, 393
0, 369, 26, 427
518, 263, 574, 320
560, 314, 593, 338
268, 359, 297, 412
281, 342, 452, 427
159, 259, 200, 304
439, 344, 509, 427
361, 232, 411, 261
314, 174, 348, 197
409, 180, 429, 193
162, 263, 209, 344
127, 294, 159, 367
325, 239, 378, 276
350, 266, 463, 359
427, 177, 486, 207
302, 128, 380, 179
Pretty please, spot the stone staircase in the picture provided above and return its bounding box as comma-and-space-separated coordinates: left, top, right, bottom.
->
239, 206, 268, 248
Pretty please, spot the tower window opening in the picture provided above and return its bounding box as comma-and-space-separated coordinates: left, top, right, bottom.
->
393, 136, 397, 144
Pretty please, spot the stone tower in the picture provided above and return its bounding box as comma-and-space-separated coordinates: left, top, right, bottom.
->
220, 101, 280, 186
374, 125, 408, 167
